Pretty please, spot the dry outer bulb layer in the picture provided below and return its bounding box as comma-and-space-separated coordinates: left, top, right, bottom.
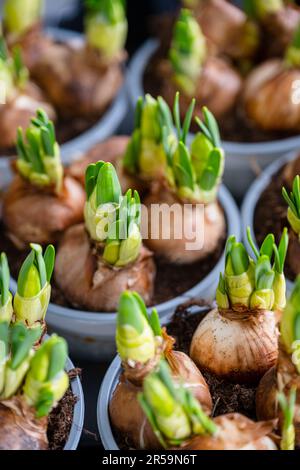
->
32, 41, 123, 119
256, 342, 300, 446
0, 396, 48, 450
54, 224, 156, 312
110, 333, 212, 450
159, 56, 242, 121
143, 188, 226, 264
68, 136, 145, 196
242, 60, 300, 133
0, 82, 55, 150
176, 413, 276, 450
2, 174, 85, 249
190, 307, 279, 384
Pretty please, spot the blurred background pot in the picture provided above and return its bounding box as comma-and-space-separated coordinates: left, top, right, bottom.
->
241, 151, 296, 295
10, 185, 240, 362
127, 39, 300, 199
0, 27, 128, 190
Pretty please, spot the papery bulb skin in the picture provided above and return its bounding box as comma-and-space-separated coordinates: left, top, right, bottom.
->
3, 175, 85, 249
142, 189, 225, 265
256, 366, 277, 421
190, 307, 278, 383
0, 396, 48, 450
243, 60, 300, 133
195, 0, 259, 59
175, 413, 277, 450
68, 136, 145, 196
161, 57, 242, 121
54, 224, 155, 312
0, 82, 55, 150
31, 40, 124, 120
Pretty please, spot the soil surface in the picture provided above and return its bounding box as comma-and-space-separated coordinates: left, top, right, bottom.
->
253, 162, 296, 281
47, 369, 80, 450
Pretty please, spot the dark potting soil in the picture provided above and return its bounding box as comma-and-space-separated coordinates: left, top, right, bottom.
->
0, 221, 225, 310
253, 162, 296, 282
47, 369, 80, 450
143, 57, 294, 144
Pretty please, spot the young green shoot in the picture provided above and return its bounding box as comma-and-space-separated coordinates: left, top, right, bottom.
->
0, 253, 13, 323
116, 291, 162, 364
84, 161, 142, 267
16, 109, 63, 194
3, 0, 43, 36
278, 387, 296, 451
243, 0, 283, 20
282, 175, 300, 236
138, 360, 217, 448
85, 0, 127, 59
23, 334, 69, 418
14, 243, 55, 327
0, 37, 29, 100
216, 227, 288, 312
169, 8, 206, 96
123, 94, 177, 180
0, 322, 42, 400
285, 23, 300, 68
281, 275, 300, 356
164, 94, 224, 204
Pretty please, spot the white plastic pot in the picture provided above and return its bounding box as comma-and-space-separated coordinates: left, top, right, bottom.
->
241, 150, 296, 294
127, 39, 300, 199
10, 184, 240, 362
0, 27, 128, 189
64, 354, 85, 450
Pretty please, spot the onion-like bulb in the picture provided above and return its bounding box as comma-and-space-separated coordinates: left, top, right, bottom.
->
0, 397, 48, 450
190, 306, 278, 383
142, 187, 225, 265
242, 59, 300, 132
190, 230, 288, 383
3, 174, 85, 249
54, 224, 156, 312
177, 413, 277, 450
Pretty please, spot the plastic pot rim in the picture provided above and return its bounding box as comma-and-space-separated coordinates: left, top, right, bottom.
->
127, 38, 300, 156
64, 354, 85, 450
241, 150, 297, 293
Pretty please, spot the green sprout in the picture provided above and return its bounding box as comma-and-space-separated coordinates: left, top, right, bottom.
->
243, 0, 283, 20
0, 322, 42, 400
84, 161, 142, 267
0, 253, 13, 324
169, 9, 206, 96
284, 21, 300, 67
278, 388, 296, 451
281, 275, 300, 355
282, 175, 300, 237
163, 94, 224, 204
85, 0, 127, 59
0, 37, 28, 100
123, 94, 177, 180
14, 243, 55, 328
23, 334, 69, 418
138, 360, 217, 448
116, 291, 161, 364
16, 109, 63, 194
216, 228, 288, 311
3, 0, 43, 36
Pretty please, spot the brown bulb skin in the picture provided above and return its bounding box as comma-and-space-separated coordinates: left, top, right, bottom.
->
0, 397, 48, 450
2, 175, 85, 249
54, 224, 156, 312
